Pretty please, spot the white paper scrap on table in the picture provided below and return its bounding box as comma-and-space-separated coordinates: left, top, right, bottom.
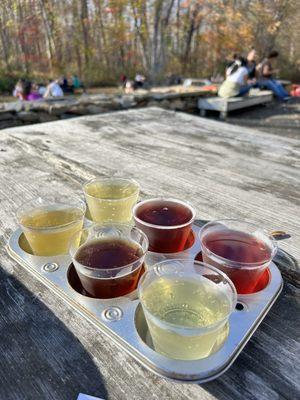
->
77, 394, 105, 400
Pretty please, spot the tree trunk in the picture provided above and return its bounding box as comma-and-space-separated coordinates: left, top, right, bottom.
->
94, 0, 110, 69
158, 1, 175, 79
182, 3, 202, 74
151, 0, 163, 81
17, 0, 30, 74
0, 16, 10, 70
80, 0, 90, 68
130, 0, 151, 71
38, 0, 55, 73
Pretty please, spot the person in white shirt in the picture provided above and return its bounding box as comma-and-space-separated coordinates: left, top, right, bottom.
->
219, 57, 253, 98
43, 79, 64, 98
134, 73, 145, 89
38, 85, 47, 96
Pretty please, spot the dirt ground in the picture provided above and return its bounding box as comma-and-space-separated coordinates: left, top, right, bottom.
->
224, 98, 300, 140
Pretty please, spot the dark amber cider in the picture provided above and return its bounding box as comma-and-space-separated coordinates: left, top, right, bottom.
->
75, 238, 144, 298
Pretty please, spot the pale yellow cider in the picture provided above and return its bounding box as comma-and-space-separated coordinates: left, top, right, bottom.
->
85, 181, 139, 223
20, 207, 84, 256
141, 275, 231, 360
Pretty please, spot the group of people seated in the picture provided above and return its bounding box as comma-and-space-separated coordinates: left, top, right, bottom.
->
121, 73, 146, 93
13, 75, 82, 101
219, 49, 290, 101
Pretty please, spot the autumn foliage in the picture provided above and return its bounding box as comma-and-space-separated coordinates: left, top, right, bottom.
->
0, 0, 299, 85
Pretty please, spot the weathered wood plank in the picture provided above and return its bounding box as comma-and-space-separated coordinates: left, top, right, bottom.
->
0, 107, 299, 400
198, 91, 273, 113
5, 107, 299, 268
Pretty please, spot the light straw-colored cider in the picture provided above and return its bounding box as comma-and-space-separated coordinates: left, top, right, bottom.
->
141, 275, 231, 360
20, 207, 84, 256
84, 180, 139, 223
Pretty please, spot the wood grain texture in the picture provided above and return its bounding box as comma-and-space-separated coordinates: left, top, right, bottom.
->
0, 107, 299, 400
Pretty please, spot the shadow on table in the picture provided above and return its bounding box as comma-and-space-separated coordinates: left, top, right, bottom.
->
200, 283, 300, 400
0, 265, 108, 400
201, 249, 300, 400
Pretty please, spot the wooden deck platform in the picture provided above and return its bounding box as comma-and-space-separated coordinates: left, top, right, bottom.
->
198, 90, 273, 119
0, 108, 299, 400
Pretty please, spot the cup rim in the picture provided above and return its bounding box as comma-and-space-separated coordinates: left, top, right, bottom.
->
83, 177, 140, 202
69, 223, 149, 273
16, 196, 86, 231
138, 259, 237, 331
132, 198, 196, 230
199, 219, 278, 268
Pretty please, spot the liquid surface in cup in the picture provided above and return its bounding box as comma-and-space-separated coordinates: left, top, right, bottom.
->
75, 238, 144, 298
86, 181, 138, 200
20, 207, 84, 256
134, 200, 193, 253
136, 200, 193, 226
75, 238, 142, 268
85, 181, 139, 223
202, 229, 271, 264
141, 275, 231, 360
202, 228, 272, 294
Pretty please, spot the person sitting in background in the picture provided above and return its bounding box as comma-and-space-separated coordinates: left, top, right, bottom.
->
72, 74, 81, 90
134, 73, 145, 89
124, 80, 134, 94
13, 79, 25, 100
26, 82, 42, 101
60, 76, 73, 94
257, 51, 290, 101
246, 48, 257, 83
22, 81, 32, 101
38, 83, 47, 97
43, 79, 64, 98
225, 53, 238, 77
120, 74, 127, 88
219, 57, 252, 98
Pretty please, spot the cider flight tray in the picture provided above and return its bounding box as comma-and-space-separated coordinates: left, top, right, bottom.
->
7, 222, 283, 383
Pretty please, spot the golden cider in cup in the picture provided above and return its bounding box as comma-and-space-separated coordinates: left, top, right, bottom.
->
83, 177, 139, 223
17, 197, 86, 256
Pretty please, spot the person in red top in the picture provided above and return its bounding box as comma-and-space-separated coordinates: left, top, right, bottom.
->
120, 74, 127, 88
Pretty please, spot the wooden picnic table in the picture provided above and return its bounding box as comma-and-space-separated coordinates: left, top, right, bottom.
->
0, 107, 299, 400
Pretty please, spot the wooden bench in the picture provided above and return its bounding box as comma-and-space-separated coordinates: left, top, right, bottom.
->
183, 78, 212, 87
198, 90, 273, 120
278, 79, 291, 88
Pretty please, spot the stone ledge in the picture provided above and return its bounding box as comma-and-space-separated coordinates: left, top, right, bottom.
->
0, 89, 216, 129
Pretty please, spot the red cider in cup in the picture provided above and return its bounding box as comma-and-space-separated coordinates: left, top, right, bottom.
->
133, 198, 195, 253
199, 220, 277, 294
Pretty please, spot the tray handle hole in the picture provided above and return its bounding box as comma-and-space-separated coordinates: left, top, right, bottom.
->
235, 302, 245, 311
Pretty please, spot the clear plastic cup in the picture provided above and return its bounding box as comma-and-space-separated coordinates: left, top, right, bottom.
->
83, 177, 139, 223
199, 220, 278, 294
17, 196, 86, 256
133, 198, 196, 253
145, 228, 197, 267
138, 259, 236, 360
69, 224, 148, 298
